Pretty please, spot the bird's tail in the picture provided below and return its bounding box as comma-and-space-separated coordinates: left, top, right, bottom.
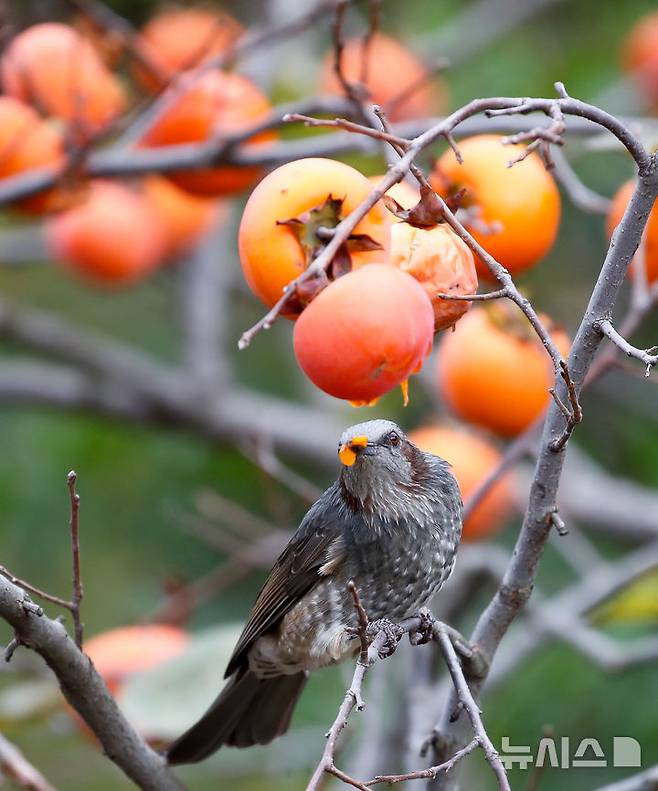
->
166, 668, 308, 765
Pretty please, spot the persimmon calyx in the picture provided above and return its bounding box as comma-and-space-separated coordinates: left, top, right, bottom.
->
278, 195, 383, 309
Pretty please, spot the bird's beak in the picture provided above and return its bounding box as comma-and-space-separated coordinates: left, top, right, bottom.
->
338, 435, 369, 467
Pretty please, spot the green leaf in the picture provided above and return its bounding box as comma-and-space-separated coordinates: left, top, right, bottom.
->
0, 679, 61, 727
118, 624, 242, 741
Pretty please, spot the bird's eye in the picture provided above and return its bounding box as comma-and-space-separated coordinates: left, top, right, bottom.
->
388, 431, 400, 446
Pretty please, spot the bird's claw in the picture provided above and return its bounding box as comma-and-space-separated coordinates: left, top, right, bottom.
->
409, 606, 435, 645
366, 618, 404, 658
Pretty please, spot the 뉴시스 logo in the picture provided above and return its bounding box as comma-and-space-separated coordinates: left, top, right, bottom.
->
499, 736, 641, 770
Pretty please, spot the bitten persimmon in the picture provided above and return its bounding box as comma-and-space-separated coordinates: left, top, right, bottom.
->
46, 181, 166, 285
431, 135, 561, 278
1, 23, 125, 140
320, 33, 446, 121
84, 625, 189, 695
607, 180, 658, 283
293, 264, 433, 404
409, 425, 515, 541
389, 223, 478, 331
140, 70, 273, 197
142, 175, 224, 260
436, 304, 571, 436
0, 96, 67, 214
135, 7, 243, 92
239, 158, 390, 312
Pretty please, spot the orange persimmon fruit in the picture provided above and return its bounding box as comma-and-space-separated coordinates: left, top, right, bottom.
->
436, 304, 571, 436
1, 23, 125, 140
239, 158, 390, 313
607, 179, 658, 283
409, 424, 515, 541
134, 7, 243, 92
142, 175, 224, 259
84, 624, 189, 695
293, 264, 434, 404
46, 181, 167, 285
389, 223, 478, 331
140, 70, 273, 197
0, 96, 68, 214
430, 134, 560, 279
320, 33, 446, 121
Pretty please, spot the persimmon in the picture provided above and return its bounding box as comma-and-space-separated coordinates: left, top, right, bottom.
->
0, 96, 67, 214
408, 425, 515, 541
84, 625, 188, 695
436, 304, 571, 436
142, 175, 224, 259
293, 264, 433, 404
46, 181, 167, 285
320, 33, 446, 121
135, 7, 243, 92
1, 23, 125, 140
140, 70, 273, 197
389, 223, 478, 331
621, 12, 658, 104
607, 180, 658, 283
430, 134, 561, 279
239, 158, 390, 313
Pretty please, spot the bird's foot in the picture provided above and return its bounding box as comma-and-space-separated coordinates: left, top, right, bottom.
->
366, 618, 404, 658
408, 606, 435, 646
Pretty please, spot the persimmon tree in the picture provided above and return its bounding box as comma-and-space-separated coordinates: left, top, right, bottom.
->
0, 2, 658, 791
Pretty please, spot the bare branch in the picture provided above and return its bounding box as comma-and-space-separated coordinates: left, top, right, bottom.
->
596, 317, 658, 377
67, 471, 84, 648
433, 626, 510, 791
365, 738, 479, 786
0, 576, 186, 790
0, 733, 58, 791
430, 160, 658, 789
436, 289, 508, 302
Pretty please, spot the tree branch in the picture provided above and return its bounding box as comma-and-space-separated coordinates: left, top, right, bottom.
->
0, 577, 186, 791
596, 318, 658, 377
0, 733, 58, 791
429, 123, 658, 789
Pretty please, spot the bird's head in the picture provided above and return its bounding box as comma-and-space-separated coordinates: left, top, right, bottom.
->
338, 419, 418, 501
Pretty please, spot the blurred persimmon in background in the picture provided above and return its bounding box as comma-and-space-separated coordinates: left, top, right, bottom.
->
46, 181, 167, 284
134, 6, 244, 92
320, 32, 446, 121
1, 23, 125, 140
409, 424, 515, 540
140, 70, 274, 196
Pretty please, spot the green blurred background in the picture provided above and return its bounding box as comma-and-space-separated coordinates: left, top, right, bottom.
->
1, 1, 658, 789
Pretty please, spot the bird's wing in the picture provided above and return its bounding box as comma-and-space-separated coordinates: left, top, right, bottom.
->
224, 491, 344, 678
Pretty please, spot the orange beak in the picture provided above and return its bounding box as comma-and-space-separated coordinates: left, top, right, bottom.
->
338, 435, 369, 467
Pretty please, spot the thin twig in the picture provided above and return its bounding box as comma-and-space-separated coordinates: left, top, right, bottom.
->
596, 318, 658, 378
0, 567, 74, 613
433, 626, 510, 791
365, 738, 479, 786
348, 581, 370, 667
0, 732, 59, 791
67, 471, 83, 648
436, 289, 508, 302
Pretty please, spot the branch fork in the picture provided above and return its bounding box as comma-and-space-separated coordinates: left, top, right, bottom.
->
596, 317, 658, 377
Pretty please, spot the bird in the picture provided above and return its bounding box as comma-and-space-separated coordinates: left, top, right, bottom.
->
166, 418, 463, 765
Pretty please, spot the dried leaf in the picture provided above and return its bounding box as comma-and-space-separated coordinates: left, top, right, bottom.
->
383, 183, 446, 229
346, 233, 384, 252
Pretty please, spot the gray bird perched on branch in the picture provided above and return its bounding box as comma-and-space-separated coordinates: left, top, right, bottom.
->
167, 419, 463, 765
